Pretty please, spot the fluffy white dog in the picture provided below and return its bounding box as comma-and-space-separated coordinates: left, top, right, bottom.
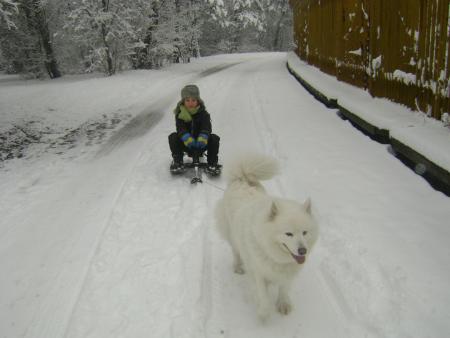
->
215, 153, 319, 320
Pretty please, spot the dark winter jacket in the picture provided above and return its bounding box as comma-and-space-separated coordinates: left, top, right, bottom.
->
173, 100, 212, 139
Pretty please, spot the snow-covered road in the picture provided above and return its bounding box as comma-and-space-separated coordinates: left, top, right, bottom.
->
1, 53, 449, 338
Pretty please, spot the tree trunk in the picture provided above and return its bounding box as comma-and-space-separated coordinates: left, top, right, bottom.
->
102, 25, 114, 75
20, 1, 61, 78
272, 12, 286, 51
101, 0, 114, 75
38, 21, 61, 78
33, 2, 61, 78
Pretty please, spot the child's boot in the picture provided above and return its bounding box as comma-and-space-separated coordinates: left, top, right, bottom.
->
170, 155, 185, 174
206, 160, 221, 176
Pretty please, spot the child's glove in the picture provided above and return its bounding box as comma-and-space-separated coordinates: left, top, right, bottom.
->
196, 133, 208, 149
181, 133, 195, 149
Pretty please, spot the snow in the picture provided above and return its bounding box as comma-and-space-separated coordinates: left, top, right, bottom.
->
1, 52, 450, 338
392, 69, 416, 86
348, 48, 362, 56
287, 52, 450, 172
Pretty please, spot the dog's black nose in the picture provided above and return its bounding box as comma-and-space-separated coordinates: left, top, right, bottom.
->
298, 247, 307, 256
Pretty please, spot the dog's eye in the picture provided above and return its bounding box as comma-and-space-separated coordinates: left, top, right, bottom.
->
303, 231, 308, 236
285, 232, 293, 237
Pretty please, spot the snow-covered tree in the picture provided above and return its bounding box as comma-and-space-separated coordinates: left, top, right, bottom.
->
134, 0, 203, 68
0, 0, 61, 77
200, 0, 256, 54
0, 0, 294, 76
175, 0, 203, 60
219, 0, 261, 52
0, 0, 18, 29
145, 0, 177, 67
258, 0, 293, 51
65, 0, 148, 75
127, 1, 156, 69
199, 0, 293, 55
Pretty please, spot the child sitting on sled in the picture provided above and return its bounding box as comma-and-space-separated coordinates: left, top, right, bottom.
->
168, 84, 221, 175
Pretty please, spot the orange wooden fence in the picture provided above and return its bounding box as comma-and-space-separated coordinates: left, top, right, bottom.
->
290, 0, 450, 120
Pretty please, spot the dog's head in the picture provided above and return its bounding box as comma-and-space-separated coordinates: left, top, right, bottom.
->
261, 198, 319, 265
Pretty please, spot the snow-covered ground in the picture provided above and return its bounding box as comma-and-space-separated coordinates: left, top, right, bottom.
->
287, 52, 450, 172
1, 53, 449, 338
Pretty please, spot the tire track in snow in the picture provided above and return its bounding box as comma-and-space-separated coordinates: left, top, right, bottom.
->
247, 64, 287, 196
65, 135, 205, 337
64, 74, 230, 336
246, 58, 353, 336
196, 63, 244, 78
60, 139, 164, 338
65, 64, 245, 334
11, 139, 152, 338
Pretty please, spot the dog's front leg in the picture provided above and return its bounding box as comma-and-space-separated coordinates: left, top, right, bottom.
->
254, 275, 270, 321
276, 283, 292, 315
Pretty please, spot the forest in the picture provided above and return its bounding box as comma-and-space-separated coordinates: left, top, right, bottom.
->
0, 0, 293, 77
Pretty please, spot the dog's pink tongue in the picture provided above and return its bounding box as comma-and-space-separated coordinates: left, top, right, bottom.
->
293, 255, 306, 264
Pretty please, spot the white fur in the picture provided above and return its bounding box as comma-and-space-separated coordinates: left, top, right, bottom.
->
215, 153, 319, 321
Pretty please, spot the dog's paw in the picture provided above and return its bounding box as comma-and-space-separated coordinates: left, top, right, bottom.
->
277, 300, 292, 315
234, 265, 245, 274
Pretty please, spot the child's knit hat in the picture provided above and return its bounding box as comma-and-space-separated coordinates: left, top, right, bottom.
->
181, 84, 200, 100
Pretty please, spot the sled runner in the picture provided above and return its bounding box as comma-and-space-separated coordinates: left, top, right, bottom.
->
170, 151, 222, 184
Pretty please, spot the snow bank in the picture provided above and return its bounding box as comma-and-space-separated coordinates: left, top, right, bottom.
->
287, 52, 450, 172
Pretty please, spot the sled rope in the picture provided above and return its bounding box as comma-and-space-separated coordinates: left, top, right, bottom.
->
204, 179, 225, 191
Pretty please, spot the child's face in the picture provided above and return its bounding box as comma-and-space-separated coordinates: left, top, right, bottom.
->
184, 97, 198, 109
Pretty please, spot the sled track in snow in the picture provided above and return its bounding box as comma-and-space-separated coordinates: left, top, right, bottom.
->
98, 104, 167, 155
196, 62, 243, 79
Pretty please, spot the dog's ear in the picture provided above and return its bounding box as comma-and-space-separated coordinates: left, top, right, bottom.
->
303, 198, 312, 214
269, 201, 278, 221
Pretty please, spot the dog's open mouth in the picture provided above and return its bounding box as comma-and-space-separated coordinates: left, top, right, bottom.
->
291, 254, 306, 264
283, 244, 306, 264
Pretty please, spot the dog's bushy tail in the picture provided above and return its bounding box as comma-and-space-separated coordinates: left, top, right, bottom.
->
226, 153, 279, 185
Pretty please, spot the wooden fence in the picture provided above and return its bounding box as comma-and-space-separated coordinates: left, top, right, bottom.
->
289, 0, 450, 120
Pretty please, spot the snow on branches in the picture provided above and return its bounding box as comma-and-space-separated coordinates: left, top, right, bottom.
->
0, 0, 18, 29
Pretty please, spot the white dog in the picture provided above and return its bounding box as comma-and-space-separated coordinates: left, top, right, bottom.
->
215, 153, 319, 320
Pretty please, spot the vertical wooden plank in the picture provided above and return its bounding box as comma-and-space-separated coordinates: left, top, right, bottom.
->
434, 0, 449, 119
446, 0, 450, 117
338, 0, 364, 87
362, 0, 370, 88
336, 0, 345, 82
426, 0, 435, 115
367, 0, 380, 96
417, 0, 428, 113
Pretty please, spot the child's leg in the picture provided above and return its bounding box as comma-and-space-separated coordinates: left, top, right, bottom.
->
207, 134, 220, 164
168, 132, 184, 161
